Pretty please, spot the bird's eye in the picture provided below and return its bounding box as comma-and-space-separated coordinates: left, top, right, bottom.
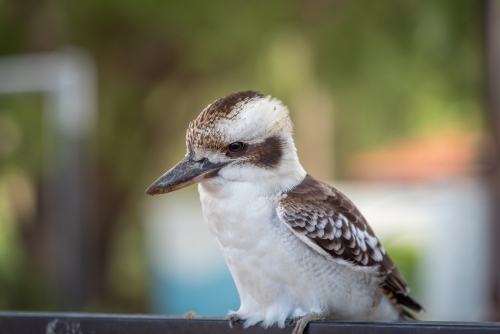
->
228, 142, 245, 153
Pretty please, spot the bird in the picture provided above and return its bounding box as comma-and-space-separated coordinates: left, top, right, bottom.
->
146, 91, 423, 334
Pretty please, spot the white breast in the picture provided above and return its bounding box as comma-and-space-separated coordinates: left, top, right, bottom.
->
198, 181, 398, 328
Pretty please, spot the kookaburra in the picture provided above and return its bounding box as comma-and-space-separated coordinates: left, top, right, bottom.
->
146, 91, 423, 334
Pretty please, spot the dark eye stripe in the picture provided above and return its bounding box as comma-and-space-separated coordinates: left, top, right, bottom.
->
249, 136, 283, 168
229, 136, 283, 168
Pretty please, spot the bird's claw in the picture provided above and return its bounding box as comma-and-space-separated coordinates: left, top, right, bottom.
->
227, 313, 240, 328
291, 313, 327, 334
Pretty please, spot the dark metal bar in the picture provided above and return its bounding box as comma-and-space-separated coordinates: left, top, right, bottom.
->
0, 312, 498, 334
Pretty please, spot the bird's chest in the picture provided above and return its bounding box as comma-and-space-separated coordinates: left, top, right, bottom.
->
198, 183, 312, 302
198, 183, 283, 253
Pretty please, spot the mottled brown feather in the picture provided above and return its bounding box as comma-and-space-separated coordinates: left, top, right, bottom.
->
278, 174, 423, 313
187, 91, 263, 151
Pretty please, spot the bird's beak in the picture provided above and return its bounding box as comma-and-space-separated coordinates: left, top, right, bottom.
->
145, 154, 230, 195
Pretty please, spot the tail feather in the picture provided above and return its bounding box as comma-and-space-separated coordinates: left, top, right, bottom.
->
383, 287, 424, 320
394, 293, 424, 313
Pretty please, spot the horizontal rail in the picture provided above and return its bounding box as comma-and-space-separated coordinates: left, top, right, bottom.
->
0, 312, 499, 334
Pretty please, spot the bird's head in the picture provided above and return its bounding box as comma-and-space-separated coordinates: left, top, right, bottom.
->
146, 91, 306, 196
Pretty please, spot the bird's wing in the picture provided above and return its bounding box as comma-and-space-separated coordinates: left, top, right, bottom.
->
277, 174, 423, 312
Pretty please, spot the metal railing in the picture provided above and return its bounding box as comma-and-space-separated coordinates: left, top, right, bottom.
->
0, 312, 499, 334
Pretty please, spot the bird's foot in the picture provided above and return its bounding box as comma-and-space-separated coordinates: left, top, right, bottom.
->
227, 313, 240, 328
290, 312, 328, 334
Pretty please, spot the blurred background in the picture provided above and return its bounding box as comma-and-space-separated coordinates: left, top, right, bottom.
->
0, 0, 499, 323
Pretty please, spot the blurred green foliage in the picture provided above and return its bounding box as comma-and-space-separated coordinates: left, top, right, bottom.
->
0, 0, 484, 312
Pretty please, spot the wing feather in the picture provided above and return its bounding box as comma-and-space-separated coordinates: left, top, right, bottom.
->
277, 174, 423, 313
